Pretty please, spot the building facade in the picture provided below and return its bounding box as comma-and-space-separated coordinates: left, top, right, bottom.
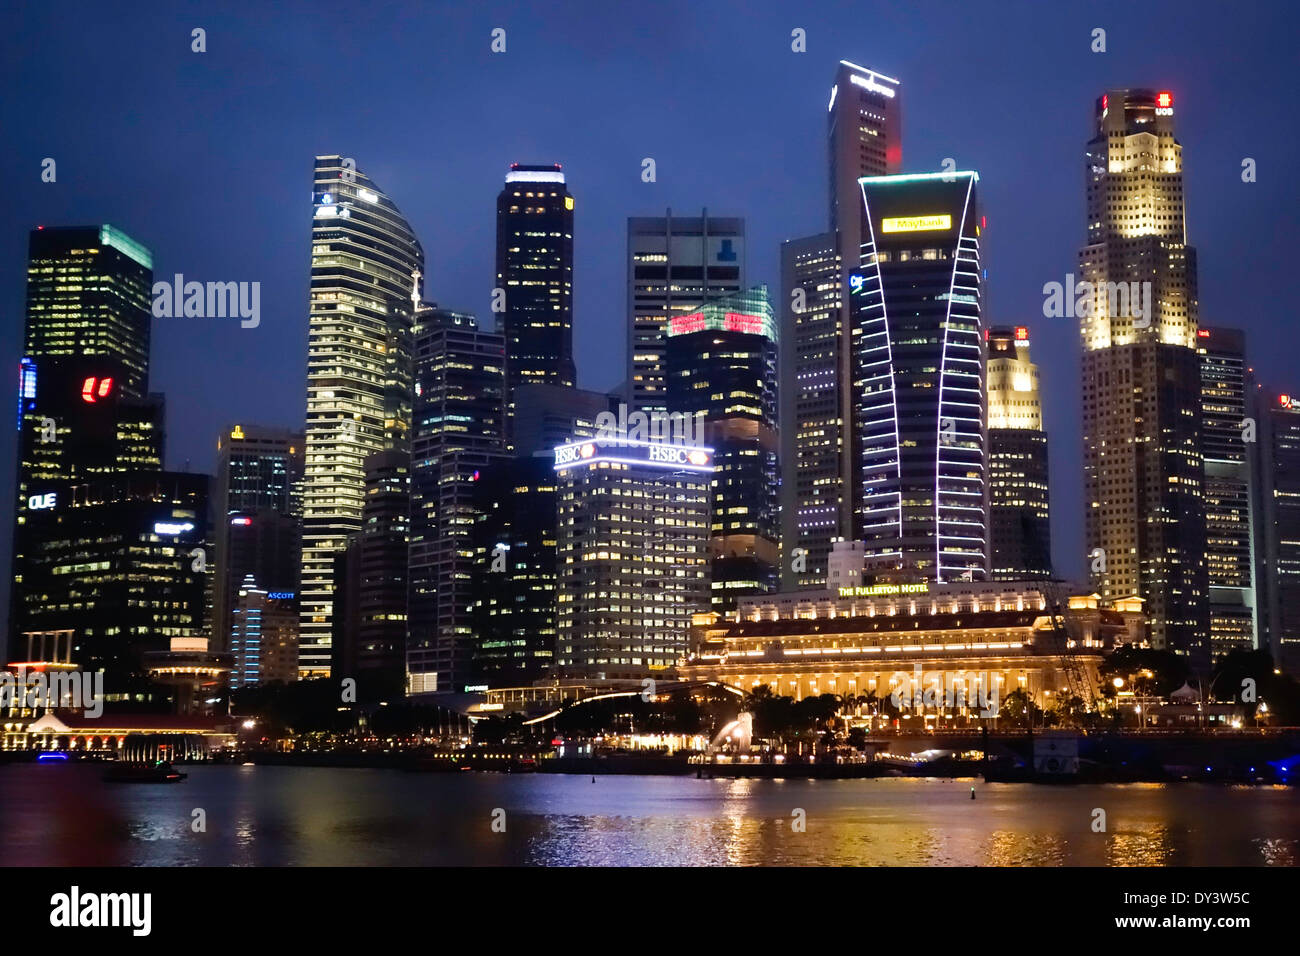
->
212, 424, 303, 657
407, 308, 507, 694
1254, 388, 1300, 675
683, 582, 1144, 712
553, 437, 712, 677
665, 286, 779, 612
987, 325, 1052, 580
1078, 90, 1207, 664
853, 171, 987, 583
627, 211, 744, 413
781, 62, 902, 591
496, 163, 575, 439
1198, 327, 1258, 659
300, 155, 424, 675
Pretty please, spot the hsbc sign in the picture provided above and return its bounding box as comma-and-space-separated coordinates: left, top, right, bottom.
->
553, 439, 713, 472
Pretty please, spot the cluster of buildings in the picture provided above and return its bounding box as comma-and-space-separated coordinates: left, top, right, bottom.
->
5, 60, 1299, 726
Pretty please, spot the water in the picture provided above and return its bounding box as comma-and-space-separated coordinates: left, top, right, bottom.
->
2, 763, 1296, 866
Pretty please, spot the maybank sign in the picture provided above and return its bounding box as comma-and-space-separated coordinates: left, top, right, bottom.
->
553, 438, 713, 473
881, 215, 952, 234
838, 584, 930, 597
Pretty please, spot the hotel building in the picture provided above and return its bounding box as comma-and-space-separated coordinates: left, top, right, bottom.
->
682, 581, 1145, 710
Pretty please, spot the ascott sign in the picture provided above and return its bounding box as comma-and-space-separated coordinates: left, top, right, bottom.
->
880, 214, 952, 234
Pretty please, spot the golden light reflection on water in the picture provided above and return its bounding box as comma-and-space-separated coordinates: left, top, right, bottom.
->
2, 766, 1298, 866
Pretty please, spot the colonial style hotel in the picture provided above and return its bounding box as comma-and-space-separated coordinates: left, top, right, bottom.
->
680, 581, 1145, 707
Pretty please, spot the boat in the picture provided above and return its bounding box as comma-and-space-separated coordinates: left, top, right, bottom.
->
103, 761, 187, 783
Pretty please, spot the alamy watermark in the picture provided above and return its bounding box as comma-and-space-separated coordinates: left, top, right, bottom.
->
152, 274, 260, 328
594, 403, 704, 447
1042, 274, 1152, 327
0, 667, 103, 718
888, 664, 1001, 718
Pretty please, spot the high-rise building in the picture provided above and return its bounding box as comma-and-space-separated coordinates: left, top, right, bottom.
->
212, 424, 303, 655
780, 234, 843, 590
407, 307, 507, 695
1078, 90, 1207, 664
11, 224, 160, 659
782, 61, 901, 590
987, 325, 1051, 580
1253, 388, 1300, 675
300, 155, 424, 675
471, 454, 560, 686
627, 211, 744, 413
1198, 328, 1258, 660
853, 171, 986, 582
230, 575, 299, 689
332, 450, 409, 697
510, 383, 612, 458
17, 472, 209, 678
21, 225, 153, 398
665, 286, 779, 611
554, 437, 711, 677
496, 163, 575, 438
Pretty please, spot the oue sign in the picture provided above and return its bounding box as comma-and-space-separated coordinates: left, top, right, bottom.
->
28, 492, 56, 510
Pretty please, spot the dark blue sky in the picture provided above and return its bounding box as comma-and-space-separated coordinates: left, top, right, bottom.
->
2, 0, 1297, 594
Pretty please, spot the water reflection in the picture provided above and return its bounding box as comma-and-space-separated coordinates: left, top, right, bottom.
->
0, 765, 1295, 866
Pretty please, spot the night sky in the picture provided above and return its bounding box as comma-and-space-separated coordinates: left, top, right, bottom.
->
1, 0, 1297, 615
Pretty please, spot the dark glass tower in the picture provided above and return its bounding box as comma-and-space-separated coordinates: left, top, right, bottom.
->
212, 425, 304, 656
496, 163, 575, 438
1253, 388, 1300, 675
407, 307, 507, 695
1198, 328, 1258, 660
665, 286, 779, 611
11, 224, 163, 664
853, 172, 987, 582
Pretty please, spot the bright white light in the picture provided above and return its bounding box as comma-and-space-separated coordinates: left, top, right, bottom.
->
505, 170, 566, 184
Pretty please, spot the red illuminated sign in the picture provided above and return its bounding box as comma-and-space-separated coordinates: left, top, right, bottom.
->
1157, 91, 1173, 108
723, 312, 764, 335
668, 313, 707, 336
1197, 329, 1210, 338
80, 376, 114, 403
1014, 326, 1029, 341
1281, 394, 1293, 409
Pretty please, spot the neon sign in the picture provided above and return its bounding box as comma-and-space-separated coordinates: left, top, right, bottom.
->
80, 376, 114, 403
881, 215, 952, 234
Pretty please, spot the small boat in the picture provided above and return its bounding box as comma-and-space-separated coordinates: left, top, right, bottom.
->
103, 761, 187, 783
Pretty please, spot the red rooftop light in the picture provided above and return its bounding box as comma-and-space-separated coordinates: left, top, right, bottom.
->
1157, 91, 1173, 108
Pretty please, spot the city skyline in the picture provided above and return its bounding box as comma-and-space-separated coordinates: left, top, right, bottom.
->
1, 0, 1297, 616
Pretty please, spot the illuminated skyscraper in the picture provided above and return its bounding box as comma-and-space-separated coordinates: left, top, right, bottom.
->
212, 424, 303, 656
853, 171, 986, 582
665, 286, 779, 611
1252, 388, 1300, 675
987, 325, 1051, 580
496, 163, 575, 439
627, 211, 744, 413
553, 437, 711, 677
782, 61, 901, 589
407, 307, 507, 695
11, 224, 163, 663
1197, 328, 1258, 660
300, 156, 424, 676
1078, 90, 1207, 663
